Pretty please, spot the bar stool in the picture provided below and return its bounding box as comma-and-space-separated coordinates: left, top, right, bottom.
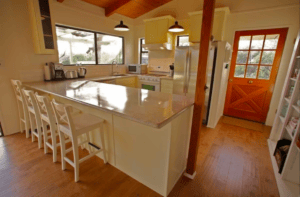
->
34, 93, 64, 162
11, 80, 30, 138
22, 89, 44, 149
51, 99, 107, 182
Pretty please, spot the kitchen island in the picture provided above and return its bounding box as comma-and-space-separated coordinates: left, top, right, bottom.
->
25, 79, 194, 197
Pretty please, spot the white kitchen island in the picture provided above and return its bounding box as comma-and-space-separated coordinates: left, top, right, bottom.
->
25, 79, 194, 197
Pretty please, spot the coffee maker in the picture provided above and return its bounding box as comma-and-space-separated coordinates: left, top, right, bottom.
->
50, 62, 65, 80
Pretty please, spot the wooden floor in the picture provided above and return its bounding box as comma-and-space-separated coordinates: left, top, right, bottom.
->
0, 118, 279, 197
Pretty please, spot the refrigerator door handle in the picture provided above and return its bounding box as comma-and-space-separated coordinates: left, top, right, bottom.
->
183, 50, 189, 94
185, 51, 192, 94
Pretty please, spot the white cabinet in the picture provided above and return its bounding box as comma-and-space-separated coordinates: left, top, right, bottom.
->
115, 77, 137, 88
27, 0, 56, 54
144, 16, 175, 44
161, 79, 173, 94
188, 7, 230, 42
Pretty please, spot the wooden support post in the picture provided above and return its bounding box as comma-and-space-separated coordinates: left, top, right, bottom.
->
186, 0, 216, 176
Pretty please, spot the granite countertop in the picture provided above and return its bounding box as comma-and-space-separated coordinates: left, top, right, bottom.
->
24, 79, 193, 128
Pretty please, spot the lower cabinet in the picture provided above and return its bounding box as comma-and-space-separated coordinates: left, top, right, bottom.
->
160, 79, 173, 94
115, 77, 137, 88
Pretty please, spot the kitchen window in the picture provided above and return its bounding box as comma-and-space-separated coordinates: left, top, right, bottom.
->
56, 25, 124, 65
140, 38, 148, 64
177, 35, 190, 46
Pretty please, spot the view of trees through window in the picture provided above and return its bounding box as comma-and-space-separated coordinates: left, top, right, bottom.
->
140, 38, 148, 64
56, 26, 124, 65
234, 34, 279, 80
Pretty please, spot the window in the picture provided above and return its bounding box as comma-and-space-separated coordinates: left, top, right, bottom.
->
177, 35, 189, 46
56, 25, 124, 65
140, 38, 148, 64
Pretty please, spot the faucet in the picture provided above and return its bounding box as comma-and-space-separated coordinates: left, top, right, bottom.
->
111, 60, 119, 76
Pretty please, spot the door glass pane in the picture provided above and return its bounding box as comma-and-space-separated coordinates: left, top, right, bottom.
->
246, 65, 258, 78
258, 66, 272, 80
251, 35, 264, 49
236, 51, 248, 64
264, 34, 279, 49
261, 51, 275, 65
248, 51, 261, 64
141, 53, 148, 64
234, 65, 246, 78
238, 36, 251, 49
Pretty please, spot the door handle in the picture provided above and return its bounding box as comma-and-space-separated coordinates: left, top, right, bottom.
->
248, 80, 253, 84
229, 79, 233, 82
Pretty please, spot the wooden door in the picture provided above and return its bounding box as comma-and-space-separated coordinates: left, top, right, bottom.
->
224, 28, 288, 123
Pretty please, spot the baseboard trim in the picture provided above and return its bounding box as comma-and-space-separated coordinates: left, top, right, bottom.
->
183, 171, 196, 179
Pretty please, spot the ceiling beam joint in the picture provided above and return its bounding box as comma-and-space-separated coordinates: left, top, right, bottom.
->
105, 0, 132, 17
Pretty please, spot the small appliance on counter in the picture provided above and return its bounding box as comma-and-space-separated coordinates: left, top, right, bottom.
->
50, 62, 65, 80
169, 63, 174, 77
65, 70, 78, 79
128, 64, 147, 74
78, 67, 87, 78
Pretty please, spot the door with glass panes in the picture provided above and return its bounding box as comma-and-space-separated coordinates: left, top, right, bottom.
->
224, 28, 288, 123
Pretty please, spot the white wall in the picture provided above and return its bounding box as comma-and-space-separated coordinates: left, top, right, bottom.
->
0, 0, 135, 135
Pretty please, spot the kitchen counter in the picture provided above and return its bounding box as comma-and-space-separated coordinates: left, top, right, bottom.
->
24, 77, 192, 197
24, 79, 192, 128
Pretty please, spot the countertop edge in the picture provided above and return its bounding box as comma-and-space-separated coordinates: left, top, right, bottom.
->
24, 83, 192, 129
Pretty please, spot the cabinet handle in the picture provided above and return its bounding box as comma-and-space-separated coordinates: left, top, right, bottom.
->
248, 80, 253, 84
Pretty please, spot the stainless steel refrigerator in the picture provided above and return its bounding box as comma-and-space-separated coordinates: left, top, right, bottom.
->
173, 41, 232, 125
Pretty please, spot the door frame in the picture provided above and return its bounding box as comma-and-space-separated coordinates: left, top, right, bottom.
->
224, 27, 288, 123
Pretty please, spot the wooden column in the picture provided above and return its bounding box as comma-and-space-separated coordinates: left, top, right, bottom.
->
186, 0, 216, 176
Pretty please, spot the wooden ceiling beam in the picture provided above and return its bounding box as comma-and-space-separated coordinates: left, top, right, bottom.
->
57, 0, 64, 2
105, 0, 132, 17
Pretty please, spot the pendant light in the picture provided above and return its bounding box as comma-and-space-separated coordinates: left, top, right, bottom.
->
168, 21, 184, 32
114, 20, 129, 31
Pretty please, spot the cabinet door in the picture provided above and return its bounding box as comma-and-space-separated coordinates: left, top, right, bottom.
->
161, 79, 173, 94
189, 14, 203, 43
156, 19, 169, 44
116, 77, 137, 88
145, 21, 157, 44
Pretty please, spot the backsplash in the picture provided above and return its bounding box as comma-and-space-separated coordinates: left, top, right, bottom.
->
148, 50, 174, 73
19, 65, 127, 82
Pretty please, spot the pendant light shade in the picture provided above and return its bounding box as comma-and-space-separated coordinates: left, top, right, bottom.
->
114, 20, 129, 31
168, 21, 184, 32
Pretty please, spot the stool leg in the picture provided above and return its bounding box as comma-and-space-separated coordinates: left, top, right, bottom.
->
42, 121, 49, 154
99, 123, 107, 164
23, 103, 30, 138
59, 131, 66, 170
17, 100, 24, 133
51, 125, 58, 163
86, 132, 92, 153
72, 136, 80, 182
36, 118, 43, 149
29, 113, 36, 142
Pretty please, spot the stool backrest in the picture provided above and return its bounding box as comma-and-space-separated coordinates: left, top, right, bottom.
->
11, 80, 23, 101
51, 99, 75, 133
22, 89, 41, 116
34, 93, 56, 125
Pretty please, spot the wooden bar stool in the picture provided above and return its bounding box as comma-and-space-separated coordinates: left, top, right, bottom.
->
11, 80, 30, 138
34, 93, 64, 162
22, 89, 43, 149
51, 99, 107, 182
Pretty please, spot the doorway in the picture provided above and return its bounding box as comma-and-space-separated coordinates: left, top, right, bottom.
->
224, 28, 288, 123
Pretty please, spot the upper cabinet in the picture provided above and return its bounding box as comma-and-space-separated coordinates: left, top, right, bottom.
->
144, 16, 175, 44
189, 7, 230, 43
27, 0, 56, 54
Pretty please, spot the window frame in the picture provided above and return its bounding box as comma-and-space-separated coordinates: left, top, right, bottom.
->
56, 24, 125, 66
177, 35, 189, 47
140, 38, 148, 64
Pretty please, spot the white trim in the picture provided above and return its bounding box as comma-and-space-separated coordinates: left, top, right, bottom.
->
143, 15, 175, 22
183, 171, 196, 179
188, 7, 230, 16
230, 4, 299, 15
